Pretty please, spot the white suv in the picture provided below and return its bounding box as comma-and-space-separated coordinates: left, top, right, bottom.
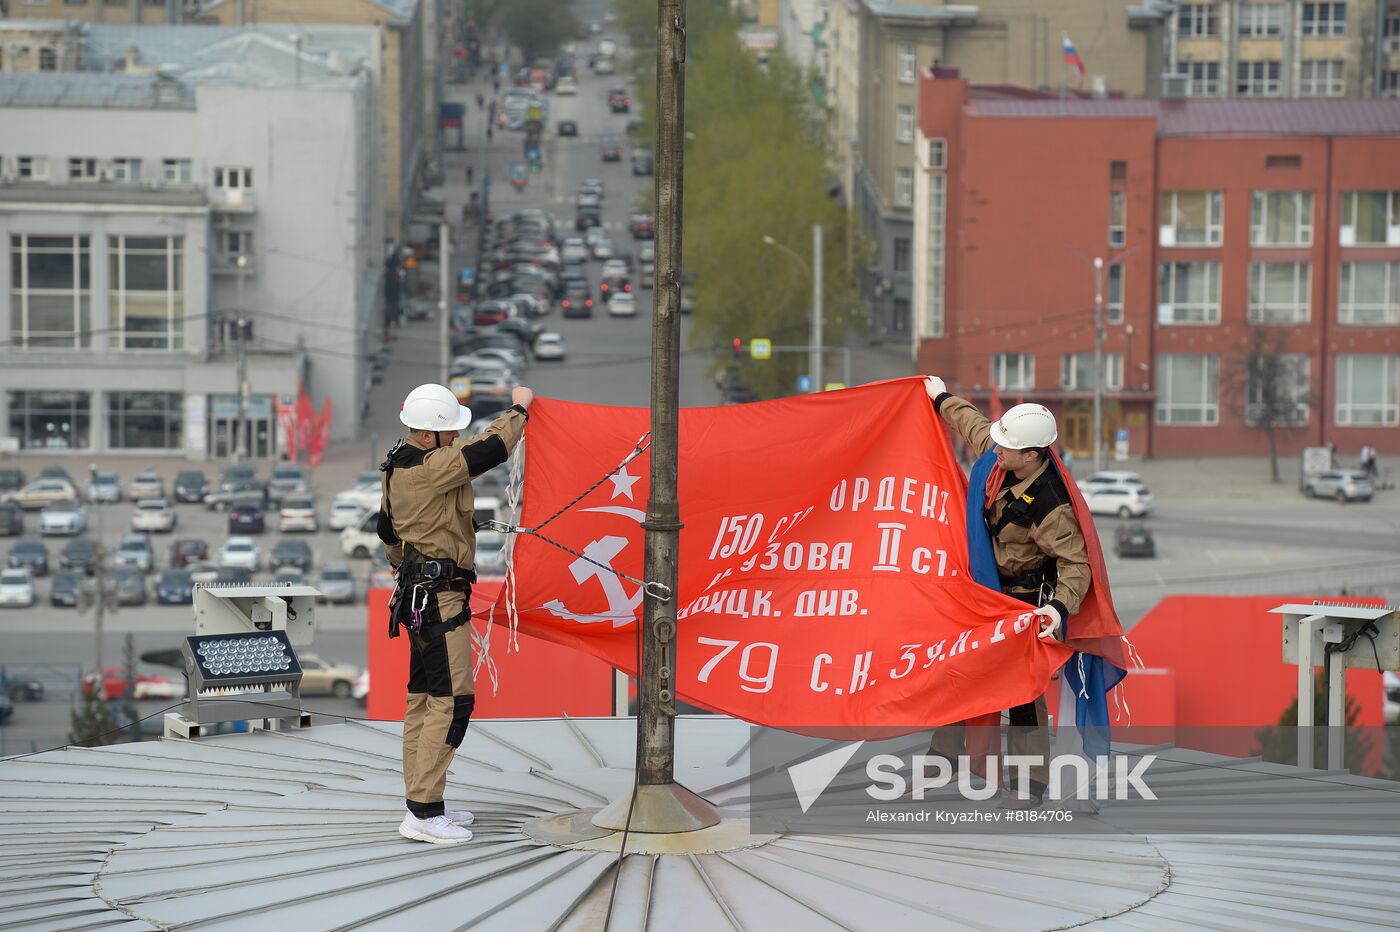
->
1081, 484, 1154, 519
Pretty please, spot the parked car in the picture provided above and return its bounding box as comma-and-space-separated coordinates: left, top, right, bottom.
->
369, 551, 397, 589
87, 471, 123, 503
218, 465, 258, 492
328, 499, 368, 531
272, 568, 306, 586
279, 497, 319, 533
1302, 470, 1374, 503
50, 570, 84, 607
0, 568, 36, 608
155, 568, 195, 605
219, 537, 261, 571
113, 534, 154, 573
215, 567, 253, 585
3, 478, 78, 510
341, 511, 382, 558
39, 500, 87, 536
475, 531, 508, 578
271, 538, 314, 572
127, 470, 165, 501
0, 503, 22, 537
60, 537, 100, 574
131, 498, 177, 533
169, 539, 209, 568
298, 655, 360, 698
1081, 485, 1155, 519
109, 567, 148, 606
228, 504, 266, 534
534, 332, 566, 361
38, 465, 73, 483
1114, 525, 1157, 558
7, 538, 49, 576
316, 563, 357, 604
267, 464, 310, 504
174, 470, 210, 504
0, 468, 25, 495
205, 481, 268, 511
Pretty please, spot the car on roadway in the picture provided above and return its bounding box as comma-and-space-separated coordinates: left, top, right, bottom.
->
60, 537, 100, 574
228, 504, 265, 534
109, 567, 148, 606
329, 499, 368, 531
1081, 484, 1154, 519
219, 536, 261, 571
584, 225, 608, 250
131, 498, 177, 533
534, 332, 566, 361
1302, 470, 1374, 503
316, 564, 357, 604
555, 75, 578, 95
174, 470, 210, 504
88, 667, 183, 701
114, 533, 154, 572
278, 497, 319, 533
298, 655, 361, 698
0, 503, 22, 537
1114, 525, 1157, 558
560, 284, 594, 317
593, 56, 616, 75
608, 87, 630, 111
631, 150, 654, 176
580, 178, 604, 199
50, 570, 84, 607
169, 539, 209, 568
1077, 471, 1146, 492
601, 144, 623, 162
560, 236, 590, 263
39, 500, 87, 536
590, 236, 614, 260
7, 538, 49, 576
558, 119, 578, 136
599, 273, 632, 301
607, 291, 638, 316
271, 538, 314, 573
629, 213, 655, 239
155, 568, 195, 605
0, 568, 36, 608
3, 477, 78, 510
87, 471, 123, 503
127, 469, 166, 501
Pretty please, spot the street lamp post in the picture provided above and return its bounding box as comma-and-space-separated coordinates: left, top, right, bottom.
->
761, 226, 824, 391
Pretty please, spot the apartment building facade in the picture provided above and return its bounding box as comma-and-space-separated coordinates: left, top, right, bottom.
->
913, 69, 1400, 459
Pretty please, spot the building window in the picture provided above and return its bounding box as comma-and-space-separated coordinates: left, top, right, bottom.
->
109, 158, 142, 183
992, 353, 1035, 390
1160, 191, 1224, 246
1156, 354, 1220, 425
109, 235, 186, 350
1106, 262, 1124, 324
222, 230, 254, 263
1248, 262, 1311, 323
1108, 191, 1126, 247
897, 44, 916, 84
1338, 262, 1400, 325
895, 105, 914, 144
1109, 160, 1127, 182
1251, 191, 1313, 246
1178, 2, 1220, 38
1301, 2, 1346, 37
927, 138, 946, 169
1299, 60, 1345, 97
107, 392, 184, 449
1159, 262, 1222, 324
1185, 61, 1221, 97
6, 391, 92, 451
1385, 12, 1400, 53
1339, 191, 1400, 245
1383, 70, 1400, 99
1238, 3, 1283, 36
8, 234, 92, 349
161, 158, 193, 183
16, 156, 50, 181
894, 168, 913, 208
67, 158, 100, 182
1334, 354, 1399, 425
213, 166, 254, 190
1061, 353, 1124, 391
892, 237, 911, 274
1237, 60, 1282, 97
892, 298, 910, 333
38, 47, 57, 71
1246, 354, 1310, 426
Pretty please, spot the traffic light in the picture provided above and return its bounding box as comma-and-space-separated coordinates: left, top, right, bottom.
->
733, 337, 742, 358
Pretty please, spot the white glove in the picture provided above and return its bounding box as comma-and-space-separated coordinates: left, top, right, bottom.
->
924, 376, 947, 399
1033, 604, 1063, 640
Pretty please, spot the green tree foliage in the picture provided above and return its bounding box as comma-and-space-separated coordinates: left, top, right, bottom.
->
491, 0, 581, 64
69, 685, 117, 748
617, 0, 866, 399
1255, 670, 1373, 774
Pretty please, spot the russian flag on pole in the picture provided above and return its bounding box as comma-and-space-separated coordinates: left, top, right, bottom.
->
1062, 35, 1086, 76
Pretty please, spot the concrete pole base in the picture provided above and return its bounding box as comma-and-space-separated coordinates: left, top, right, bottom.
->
590, 781, 721, 834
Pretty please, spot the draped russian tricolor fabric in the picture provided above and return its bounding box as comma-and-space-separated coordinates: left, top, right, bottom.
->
492, 378, 1104, 734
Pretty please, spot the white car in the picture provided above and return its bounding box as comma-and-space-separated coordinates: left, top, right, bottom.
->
591, 237, 614, 260
555, 75, 578, 95
328, 499, 367, 531
39, 500, 88, 536
130, 498, 177, 533
601, 259, 629, 278
335, 486, 382, 512
1081, 485, 1155, 519
341, 511, 382, 558
584, 225, 608, 249
114, 533, 154, 572
607, 291, 638, 316
1077, 471, 1145, 493
534, 332, 566, 361
278, 497, 319, 533
87, 471, 122, 503
560, 237, 589, 263
219, 536, 261, 571
127, 470, 165, 501
0, 567, 36, 607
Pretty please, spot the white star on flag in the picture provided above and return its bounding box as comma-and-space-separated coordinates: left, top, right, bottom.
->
608, 465, 641, 501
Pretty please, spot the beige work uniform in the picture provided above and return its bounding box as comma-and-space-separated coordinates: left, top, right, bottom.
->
382, 409, 527, 815
932, 395, 1091, 793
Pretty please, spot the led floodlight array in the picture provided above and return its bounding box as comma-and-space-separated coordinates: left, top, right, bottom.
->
179, 630, 305, 734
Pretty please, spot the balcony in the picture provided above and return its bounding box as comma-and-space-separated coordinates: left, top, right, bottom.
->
210, 187, 257, 213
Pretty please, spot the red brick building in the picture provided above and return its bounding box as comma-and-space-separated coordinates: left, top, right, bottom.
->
913, 69, 1400, 460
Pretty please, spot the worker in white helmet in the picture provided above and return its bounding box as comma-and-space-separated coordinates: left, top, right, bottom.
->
923, 376, 1091, 810
378, 381, 533, 844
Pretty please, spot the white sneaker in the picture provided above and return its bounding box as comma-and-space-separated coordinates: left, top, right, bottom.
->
399, 812, 474, 845
444, 807, 475, 825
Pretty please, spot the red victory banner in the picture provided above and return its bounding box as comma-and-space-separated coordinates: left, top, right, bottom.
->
493, 378, 1079, 734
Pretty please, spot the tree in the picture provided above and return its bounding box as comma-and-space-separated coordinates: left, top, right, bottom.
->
69, 684, 117, 749
494, 0, 581, 65
1255, 670, 1372, 774
1224, 327, 1313, 483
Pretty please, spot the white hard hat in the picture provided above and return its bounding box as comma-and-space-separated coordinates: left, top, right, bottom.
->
399, 383, 473, 432
989, 402, 1058, 450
